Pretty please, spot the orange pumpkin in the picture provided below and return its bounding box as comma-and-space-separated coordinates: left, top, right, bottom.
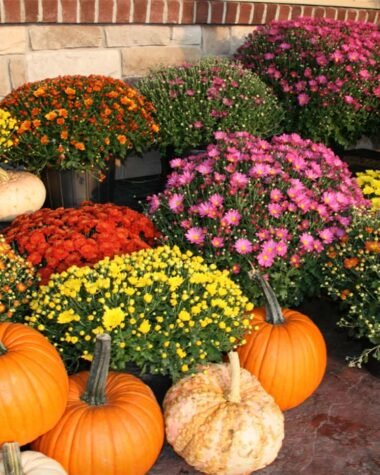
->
32, 334, 164, 475
0, 322, 69, 447
237, 274, 327, 411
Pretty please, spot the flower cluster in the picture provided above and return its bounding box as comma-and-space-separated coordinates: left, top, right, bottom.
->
148, 132, 369, 306
0, 109, 17, 150
4, 202, 159, 284
138, 57, 284, 156
0, 235, 39, 320
235, 18, 380, 149
0, 75, 159, 176
322, 209, 380, 367
356, 169, 380, 210
26, 245, 253, 379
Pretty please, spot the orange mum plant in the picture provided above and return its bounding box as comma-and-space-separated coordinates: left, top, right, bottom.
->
0, 75, 159, 177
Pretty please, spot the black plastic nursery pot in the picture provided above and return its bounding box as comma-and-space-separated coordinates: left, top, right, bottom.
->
124, 363, 173, 406
41, 162, 115, 209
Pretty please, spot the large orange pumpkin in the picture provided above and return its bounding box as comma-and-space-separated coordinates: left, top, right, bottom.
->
32, 334, 165, 475
0, 322, 69, 446
237, 274, 327, 411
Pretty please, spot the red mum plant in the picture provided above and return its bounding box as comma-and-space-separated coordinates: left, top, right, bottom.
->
3, 202, 159, 284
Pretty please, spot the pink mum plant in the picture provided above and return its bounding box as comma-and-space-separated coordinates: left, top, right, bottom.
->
235, 18, 380, 150
148, 132, 369, 306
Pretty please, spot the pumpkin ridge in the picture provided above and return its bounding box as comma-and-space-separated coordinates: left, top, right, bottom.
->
177, 403, 225, 453
4, 353, 46, 441
66, 405, 93, 474
282, 320, 297, 409
257, 323, 275, 383
8, 350, 67, 422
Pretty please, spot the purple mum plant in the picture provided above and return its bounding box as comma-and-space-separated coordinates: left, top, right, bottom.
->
234, 18, 380, 150
147, 132, 369, 306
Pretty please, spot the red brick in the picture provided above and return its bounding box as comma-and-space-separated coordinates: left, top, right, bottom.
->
210, 1, 224, 23
278, 5, 290, 21
80, 0, 96, 22
314, 7, 325, 19
367, 10, 377, 23
303, 6, 313, 18
252, 3, 264, 24
238, 3, 252, 24
346, 10, 357, 21
265, 3, 278, 23
337, 9, 347, 21
25, 0, 39, 22
225, 2, 238, 24
150, 0, 165, 23
290, 6, 303, 20
168, 0, 180, 23
116, 0, 130, 22
325, 7, 337, 20
3, 0, 22, 22
196, 0, 209, 24
62, 0, 78, 23
133, 0, 148, 23
357, 10, 368, 22
98, 0, 114, 22
42, 0, 58, 22
182, 1, 195, 24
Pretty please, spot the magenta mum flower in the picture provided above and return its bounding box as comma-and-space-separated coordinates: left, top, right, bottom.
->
168, 193, 184, 213
297, 93, 310, 106
185, 227, 205, 245
222, 210, 241, 227
211, 236, 224, 248
234, 239, 253, 255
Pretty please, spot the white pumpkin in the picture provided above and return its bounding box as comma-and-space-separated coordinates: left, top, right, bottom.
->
0, 443, 67, 475
0, 169, 46, 222
164, 352, 284, 475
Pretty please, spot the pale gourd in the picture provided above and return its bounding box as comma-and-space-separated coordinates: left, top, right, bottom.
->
0, 443, 67, 475
164, 352, 284, 475
0, 169, 46, 221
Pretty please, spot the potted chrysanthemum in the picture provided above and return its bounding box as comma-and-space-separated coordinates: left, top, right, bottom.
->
147, 132, 369, 307
0, 75, 159, 207
138, 57, 284, 178
235, 18, 380, 153
25, 245, 253, 385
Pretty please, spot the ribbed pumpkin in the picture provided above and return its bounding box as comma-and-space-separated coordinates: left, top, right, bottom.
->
0, 169, 46, 222
237, 274, 327, 411
32, 334, 164, 475
164, 352, 284, 475
0, 443, 66, 475
0, 322, 69, 446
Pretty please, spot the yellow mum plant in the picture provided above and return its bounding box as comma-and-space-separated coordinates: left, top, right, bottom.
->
0, 108, 17, 150
26, 245, 253, 379
356, 170, 380, 211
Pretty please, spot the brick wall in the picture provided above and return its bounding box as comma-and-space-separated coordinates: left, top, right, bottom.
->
1, 1, 379, 24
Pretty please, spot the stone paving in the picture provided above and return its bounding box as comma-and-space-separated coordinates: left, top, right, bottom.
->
149, 299, 380, 475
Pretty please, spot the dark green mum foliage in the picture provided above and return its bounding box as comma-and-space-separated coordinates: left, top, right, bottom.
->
138, 57, 284, 157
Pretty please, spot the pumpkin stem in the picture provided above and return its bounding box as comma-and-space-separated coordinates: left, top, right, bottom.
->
81, 333, 111, 406
0, 168, 9, 183
0, 341, 7, 355
226, 351, 241, 403
248, 265, 285, 325
2, 443, 25, 475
